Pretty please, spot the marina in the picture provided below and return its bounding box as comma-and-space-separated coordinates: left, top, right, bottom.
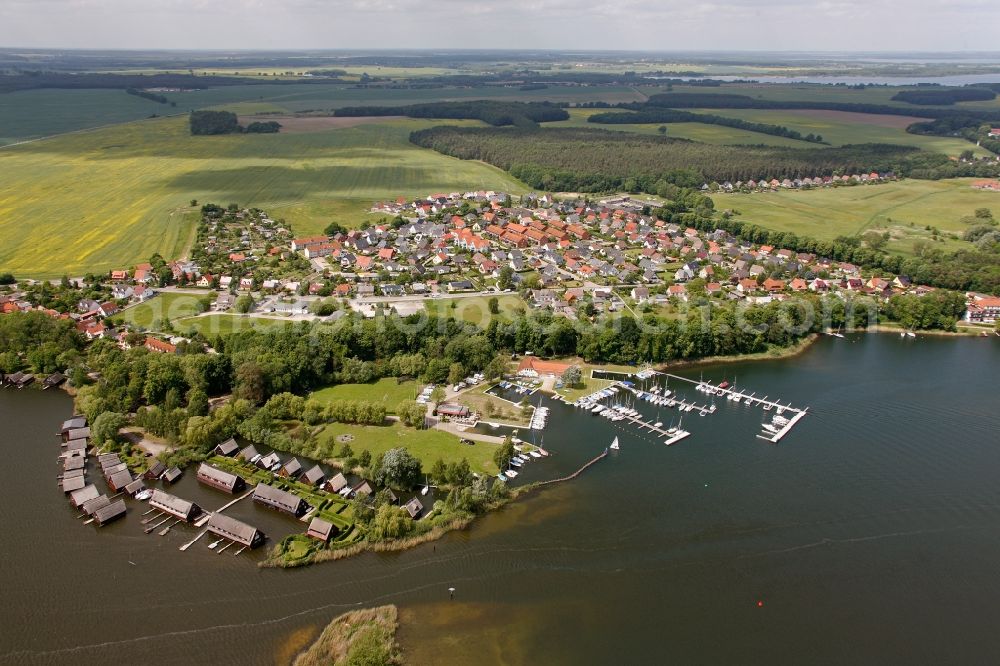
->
571, 369, 808, 446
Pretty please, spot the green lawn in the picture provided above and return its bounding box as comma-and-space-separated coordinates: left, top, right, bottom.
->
174, 313, 295, 337
309, 378, 423, 412
711, 178, 1000, 255
116, 290, 213, 329
317, 421, 498, 475
0, 114, 527, 278
424, 294, 528, 326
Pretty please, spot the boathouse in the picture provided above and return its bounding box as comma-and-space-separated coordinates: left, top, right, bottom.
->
93, 500, 127, 526
206, 513, 264, 549
61, 475, 87, 493
69, 484, 99, 508
279, 457, 302, 478
163, 467, 183, 484
60, 417, 87, 435
196, 463, 245, 493
302, 464, 326, 486
144, 460, 167, 480
103, 462, 128, 478
403, 497, 424, 519
306, 517, 336, 542
214, 438, 239, 457
351, 480, 374, 497
81, 494, 111, 516
64, 437, 88, 452
252, 483, 307, 516
63, 427, 90, 443
124, 479, 147, 496
325, 472, 349, 493
258, 452, 281, 469
107, 470, 134, 493
149, 489, 202, 522
238, 445, 260, 462
63, 456, 85, 472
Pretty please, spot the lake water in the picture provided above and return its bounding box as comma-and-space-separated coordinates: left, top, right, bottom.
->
2, 333, 1000, 665
674, 73, 1000, 85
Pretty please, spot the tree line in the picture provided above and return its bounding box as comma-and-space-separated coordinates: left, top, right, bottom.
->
891, 88, 996, 106
125, 87, 175, 106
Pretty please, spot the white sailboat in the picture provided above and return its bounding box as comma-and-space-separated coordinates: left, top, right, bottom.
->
610, 436, 620, 450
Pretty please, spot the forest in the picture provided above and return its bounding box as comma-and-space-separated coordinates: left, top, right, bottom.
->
334, 101, 569, 128
890, 87, 996, 105
409, 125, 922, 190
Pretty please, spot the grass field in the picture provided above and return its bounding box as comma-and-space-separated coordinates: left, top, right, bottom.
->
689, 108, 991, 156
174, 313, 295, 336
309, 378, 423, 412
711, 179, 1000, 255
116, 290, 212, 329
0, 115, 527, 278
317, 420, 498, 475
424, 294, 528, 326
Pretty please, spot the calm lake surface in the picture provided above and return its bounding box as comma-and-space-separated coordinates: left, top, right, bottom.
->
2, 333, 1000, 665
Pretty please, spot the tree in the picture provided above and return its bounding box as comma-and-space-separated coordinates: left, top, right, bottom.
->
484, 353, 508, 380
448, 362, 465, 385
234, 294, 254, 313
368, 504, 414, 541
92, 411, 127, 448
234, 361, 266, 405
375, 447, 422, 489
430, 386, 446, 405
562, 365, 583, 388
493, 436, 515, 470
488, 296, 500, 315
358, 449, 372, 469
324, 221, 347, 236
430, 458, 447, 483
186, 387, 209, 416
497, 266, 514, 291
657, 125, 667, 135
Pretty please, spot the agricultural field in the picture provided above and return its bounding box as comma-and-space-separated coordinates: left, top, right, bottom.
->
689, 108, 992, 156
0, 88, 172, 146
711, 178, 1000, 255
549, 109, 807, 147
309, 378, 423, 412
115, 290, 213, 329
424, 294, 528, 326
668, 82, 1000, 111
316, 420, 498, 475
0, 115, 527, 278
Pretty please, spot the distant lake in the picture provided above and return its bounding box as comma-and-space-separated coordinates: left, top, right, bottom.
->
2, 333, 1000, 664
676, 73, 1000, 86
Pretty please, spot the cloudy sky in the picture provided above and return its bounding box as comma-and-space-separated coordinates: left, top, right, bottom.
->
3, 0, 997, 51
